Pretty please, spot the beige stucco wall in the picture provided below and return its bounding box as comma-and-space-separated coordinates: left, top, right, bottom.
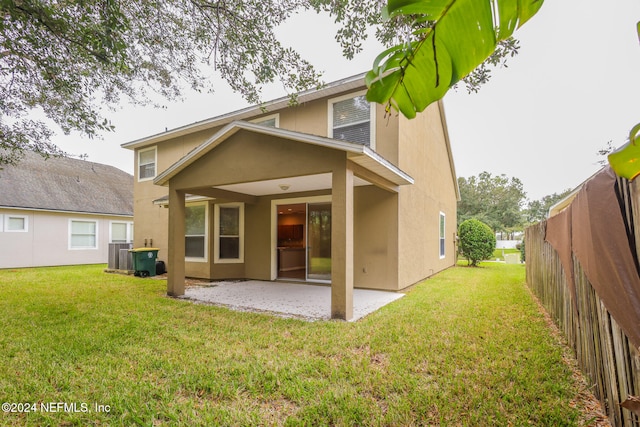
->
171, 132, 344, 188
0, 208, 132, 269
396, 102, 458, 289
353, 185, 399, 290
373, 103, 400, 165
190, 186, 399, 287
277, 100, 328, 138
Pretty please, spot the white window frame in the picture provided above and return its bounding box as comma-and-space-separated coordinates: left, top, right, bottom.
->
137, 146, 157, 182
69, 219, 98, 250
439, 212, 446, 259
327, 90, 376, 150
214, 202, 244, 264
109, 221, 134, 243
185, 202, 209, 263
250, 113, 280, 128
4, 214, 28, 232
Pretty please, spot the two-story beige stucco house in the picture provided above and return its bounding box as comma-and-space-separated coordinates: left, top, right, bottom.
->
122, 74, 459, 320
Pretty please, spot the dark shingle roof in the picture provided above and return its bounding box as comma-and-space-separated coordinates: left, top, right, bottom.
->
0, 151, 133, 216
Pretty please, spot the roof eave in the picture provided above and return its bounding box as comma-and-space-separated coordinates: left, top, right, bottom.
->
0, 205, 133, 217
121, 73, 368, 150
437, 99, 461, 201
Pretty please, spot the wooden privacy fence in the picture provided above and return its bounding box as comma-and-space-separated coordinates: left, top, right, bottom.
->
526, 173, 640, 427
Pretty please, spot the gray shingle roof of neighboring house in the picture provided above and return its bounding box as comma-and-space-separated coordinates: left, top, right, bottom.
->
0, 151, 133, 216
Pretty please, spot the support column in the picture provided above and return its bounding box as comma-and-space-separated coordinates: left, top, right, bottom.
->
167, 187, 186, 296
331, 163, 354, 320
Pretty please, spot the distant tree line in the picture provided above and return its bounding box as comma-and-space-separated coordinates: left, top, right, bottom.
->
457, 171, 572, 237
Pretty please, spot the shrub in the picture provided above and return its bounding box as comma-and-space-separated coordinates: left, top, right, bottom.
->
458, 219, 496, 266
520, 238, 526, 262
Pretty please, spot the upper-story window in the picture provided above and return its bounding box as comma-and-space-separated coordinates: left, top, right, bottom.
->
138, 146, 157, 181
329, 92, 375, 148
251, 113, 279, 128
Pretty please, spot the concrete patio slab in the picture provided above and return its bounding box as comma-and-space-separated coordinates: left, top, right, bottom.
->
178, 280, 404, 321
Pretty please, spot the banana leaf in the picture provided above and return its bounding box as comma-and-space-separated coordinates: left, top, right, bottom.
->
366, 0, 544, 118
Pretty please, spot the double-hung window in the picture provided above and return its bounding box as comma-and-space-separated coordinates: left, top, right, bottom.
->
214, 203, 244, 263
110, 221, 133, 243
185, 204, 207, 261
138, 147, 157, 181
70, 220, 98, 249
329, 92, 374, 148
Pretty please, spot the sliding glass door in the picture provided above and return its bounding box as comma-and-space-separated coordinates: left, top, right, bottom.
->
307, 202, 331, 282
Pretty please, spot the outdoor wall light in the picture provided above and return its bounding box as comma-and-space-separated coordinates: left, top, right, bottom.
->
609, 123, 640, 180
279, 184, 290, 191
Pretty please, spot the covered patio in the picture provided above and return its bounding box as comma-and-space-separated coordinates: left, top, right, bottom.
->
178, 280, 405, 321
153, 121, 413, 321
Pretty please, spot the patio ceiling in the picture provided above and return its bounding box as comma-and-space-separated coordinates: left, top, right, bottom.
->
213, 173, 370, 197
152, 173, 370, 205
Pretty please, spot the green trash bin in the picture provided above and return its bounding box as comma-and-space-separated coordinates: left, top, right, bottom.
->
130, 248, 159, 277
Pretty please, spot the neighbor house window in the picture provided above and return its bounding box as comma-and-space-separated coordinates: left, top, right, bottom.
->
5, 215, 28, 232
251, 113, 279, 128
439, 212, 446, 259
329, 92, 374, 148
70, 220, 98, 249
214, 203, 244, 263
138, 146, 157, 181
185, 203, 207, 261
110, 221, 133, 243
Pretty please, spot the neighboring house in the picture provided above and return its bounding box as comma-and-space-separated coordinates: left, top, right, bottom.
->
122, 73, 460, 320
0, 151, 133, 269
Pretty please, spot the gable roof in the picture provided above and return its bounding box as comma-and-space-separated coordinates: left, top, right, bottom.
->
121, 73, 368, 150
153, 120, 414, 188
0, 151, 133, 216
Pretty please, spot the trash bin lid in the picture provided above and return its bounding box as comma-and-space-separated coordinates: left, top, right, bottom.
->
129, 248, 160, 252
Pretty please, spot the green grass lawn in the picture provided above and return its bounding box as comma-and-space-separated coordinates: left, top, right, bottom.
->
491, 248, 521, 261
458, 249, 521, 263
310, 257, 331, 273
0, 263, 588, 426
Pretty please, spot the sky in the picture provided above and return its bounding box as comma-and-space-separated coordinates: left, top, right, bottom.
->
51, 0, 640, 202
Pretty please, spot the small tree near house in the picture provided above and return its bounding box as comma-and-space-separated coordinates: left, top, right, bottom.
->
458, 219, 496, 267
